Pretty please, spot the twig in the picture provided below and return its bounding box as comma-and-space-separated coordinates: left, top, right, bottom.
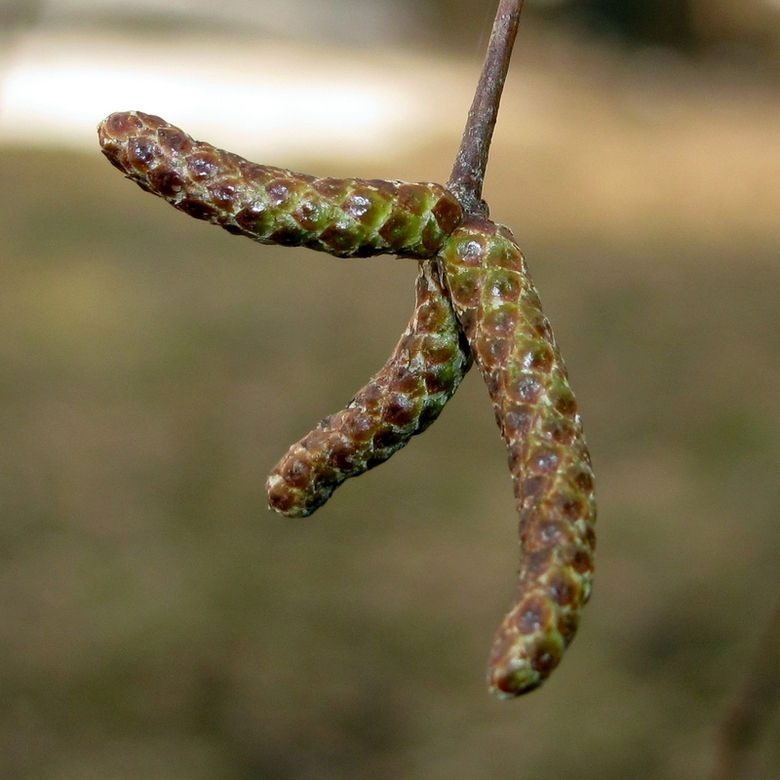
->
710, 594, 780, 780
447, 0, 525, 216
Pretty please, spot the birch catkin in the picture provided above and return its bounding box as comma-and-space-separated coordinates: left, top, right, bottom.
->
97, 105, 597, 698
98, 110, 470, 517
438, 217, 596, 697
98, 111, 462, 259
267, 259, 471, 517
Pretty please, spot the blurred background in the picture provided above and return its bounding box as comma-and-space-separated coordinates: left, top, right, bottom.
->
2, 0, 780, 778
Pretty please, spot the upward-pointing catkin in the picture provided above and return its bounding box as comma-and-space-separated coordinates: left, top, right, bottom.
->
437, 217, 596, 697
98, 111, 462, 259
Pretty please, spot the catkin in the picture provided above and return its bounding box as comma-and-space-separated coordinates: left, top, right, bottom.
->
437, 216, 596, 697
267, 259, 471, 517
97, 110, 597, 698
98, 111, 462, 259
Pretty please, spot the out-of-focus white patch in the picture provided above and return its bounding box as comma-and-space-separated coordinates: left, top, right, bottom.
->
0, 29, 471, 162
38, 0, 415, 46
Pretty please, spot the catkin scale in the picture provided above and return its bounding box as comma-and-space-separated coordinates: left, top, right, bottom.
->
97, 111, 462, 259
267, 259, 471, 517
437, 217, 596, 697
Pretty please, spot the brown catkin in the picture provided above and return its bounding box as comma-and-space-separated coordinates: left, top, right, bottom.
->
267, 259, 471, 517
97, 108, 596, 698
437, 216, 596, 697
97, 111, 462, 258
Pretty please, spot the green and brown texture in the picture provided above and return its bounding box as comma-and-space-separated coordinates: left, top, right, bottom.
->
96, 0, 594, 697
267, 259, 471, 517
96, 108, 596, 696
438, 217, 595, 696
7, 18, 780, 779
98, 111, 462, 259
99, 110, 472, 517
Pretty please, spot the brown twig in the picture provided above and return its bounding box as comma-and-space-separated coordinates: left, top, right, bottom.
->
710, 594, 780, 780
447, 0, 525, 216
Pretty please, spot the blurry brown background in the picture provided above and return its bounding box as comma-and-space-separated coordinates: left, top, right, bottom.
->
1, 1, 780, 778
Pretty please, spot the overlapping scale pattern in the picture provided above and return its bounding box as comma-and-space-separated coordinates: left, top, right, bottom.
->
97, 109, 597, 699
98, 111, 462, 258
267, 260, 471, 517
438, 217, 596, 697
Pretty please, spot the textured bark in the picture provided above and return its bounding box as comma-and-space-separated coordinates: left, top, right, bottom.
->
438, 217, 596, 697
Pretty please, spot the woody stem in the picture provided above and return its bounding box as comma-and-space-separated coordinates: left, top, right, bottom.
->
447, 0, 524, 216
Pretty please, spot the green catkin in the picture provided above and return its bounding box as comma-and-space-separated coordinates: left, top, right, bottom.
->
267, 259, 471, 517
97, 111, 462, 258
97, 110, 597, 698
437, 217, 596, 697
98, 110, 469, 516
